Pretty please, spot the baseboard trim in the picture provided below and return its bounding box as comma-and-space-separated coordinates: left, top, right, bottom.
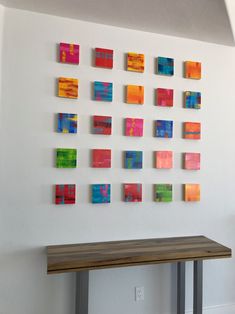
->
186, 303, 235, 314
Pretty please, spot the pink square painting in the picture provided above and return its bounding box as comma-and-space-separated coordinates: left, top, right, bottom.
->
184, 153, 200, 170
125, 118, 143, 137
59, 43, 80, 64
155, 151, 173, 169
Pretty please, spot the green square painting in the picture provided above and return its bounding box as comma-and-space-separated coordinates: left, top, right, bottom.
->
56, 148, 77, 168
155, 184, 172, 202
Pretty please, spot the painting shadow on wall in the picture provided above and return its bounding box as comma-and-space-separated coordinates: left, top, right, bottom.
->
56, 43, 60, 63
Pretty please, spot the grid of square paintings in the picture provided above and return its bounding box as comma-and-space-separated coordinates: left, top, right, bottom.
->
55, 43, 201, 204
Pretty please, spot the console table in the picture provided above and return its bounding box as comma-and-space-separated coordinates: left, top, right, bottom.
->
47, 236, 231, 314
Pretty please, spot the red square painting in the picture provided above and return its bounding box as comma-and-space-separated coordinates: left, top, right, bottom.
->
95, 48, 113, 69
92, 149, 111, 168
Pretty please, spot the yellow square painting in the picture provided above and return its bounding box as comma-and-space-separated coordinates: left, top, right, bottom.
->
127, 53, 144, 72
58, 77, 78, 99
184, 61, 201, 79
126, 85, 144, 104
184, 184, 200, 201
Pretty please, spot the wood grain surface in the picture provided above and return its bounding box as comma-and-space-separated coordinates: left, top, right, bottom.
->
47, 236, 231, 274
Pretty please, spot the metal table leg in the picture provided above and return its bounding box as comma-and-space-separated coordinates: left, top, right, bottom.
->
76, 271, 89, 314
193, 261, 203, 314
177, 262, 186, 314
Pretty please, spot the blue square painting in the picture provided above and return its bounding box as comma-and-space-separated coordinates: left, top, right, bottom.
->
157, 57, 174, 76
155, 120, 173, 138
92, 184, 111, 203
184, 91, 201, 109
94, 81, 113, 101
57, 113, 77, 133
124, 151, 143, 169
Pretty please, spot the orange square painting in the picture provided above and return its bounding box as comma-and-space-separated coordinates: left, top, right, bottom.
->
127, 52, 144, 72
126, 85, 144, 104
58, 77, 78, 99
184, 61, 201, 79
183, 122, 201, 140
184, 184, 200, 201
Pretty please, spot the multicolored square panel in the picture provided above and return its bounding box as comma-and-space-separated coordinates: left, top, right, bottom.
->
184, 61, 201, 79
155, 151, 173, 169
126, 85, 144, 104
156, 88, 174, 107
183, 122, 201, 140
125, 118, 144, 137
92, 149, 111, 168
58, 77, 78, 99
57, 113, 77, 133
56, 148, 77, 168
124, 183, 142, 202
59, 43, 79, 64
94, 81, 113, 101
93, 115, 112, 135
184, 184, 200, 201
124, 151, 143, 169
184, 91, 201, 109
95, 48, 113, 69
184, 153, 200, 170
157, 57, 174, 76
55, 184, 76, 205
127, 52, 145, 72
92, 184, 111, 203
155, 184, 172, 202
155, 120, 173, 138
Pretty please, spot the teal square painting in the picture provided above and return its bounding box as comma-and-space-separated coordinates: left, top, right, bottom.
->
92, 184, 111, 203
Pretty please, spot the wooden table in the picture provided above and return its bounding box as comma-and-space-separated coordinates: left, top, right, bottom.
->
47, 236, 231, 314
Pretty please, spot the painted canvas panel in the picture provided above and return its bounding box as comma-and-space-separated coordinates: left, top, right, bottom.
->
184, 153, 200, 170
124, 151, 143, 169
95, 48, 113, 69
184, 61, 201, 79
155, 120, 173, 138
183, 122, 201, 140
92, 149, 111, 168
156, 88, 174, 107
59, 43, 79, 64
57, 113, 77, 133
184, 91, 201, 109
126, 85, 144, 104
155, 151, 173, 169
127, 52, 144, 72
124, 183, 142, 202
184, 184, 200, 201
155, 184, 172, 202
92, 184, 111, 203
58, 77, 78, 99
94, 81, 113, 101
125, 118, 144, 137
157, 57, 174, 76
93, 115, 112, 135
56, 148, 77, 168
55, 184, 76, 205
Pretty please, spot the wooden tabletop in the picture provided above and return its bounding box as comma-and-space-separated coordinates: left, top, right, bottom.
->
47, 236, 231, 274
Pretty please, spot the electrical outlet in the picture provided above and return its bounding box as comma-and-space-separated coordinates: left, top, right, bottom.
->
135, 286, 144, 301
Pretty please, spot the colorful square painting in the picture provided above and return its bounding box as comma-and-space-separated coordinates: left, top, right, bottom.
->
184, 91, 201, 109
95, 48, 113, 69
56, 148, 77, 168
57, 113, 77, 133
126, 85, 144, 104
94, 81, 113, 101
58, 77, 78, 99
124, 184, 142, 202
155, 184, 172, 202
92, 184, 111, 203
55, 184, 76, 205
184, 184, 200, 201
124, 151, 143, 169
59, 43, 79, 64
184, 61, 201, 79
92, 149, 111, 168
93, 115, 112, 135
157, 57, 174, 76
184, 153, 200, 170
156, 88, 174, 107
183, 122, 201, 140
127, 53, 144, 72
125, 118, 144, 137
155, 151, 173, 169
155, 120, 173, 138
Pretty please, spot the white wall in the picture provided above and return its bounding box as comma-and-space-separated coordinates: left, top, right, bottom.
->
1, 7, 235, 314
